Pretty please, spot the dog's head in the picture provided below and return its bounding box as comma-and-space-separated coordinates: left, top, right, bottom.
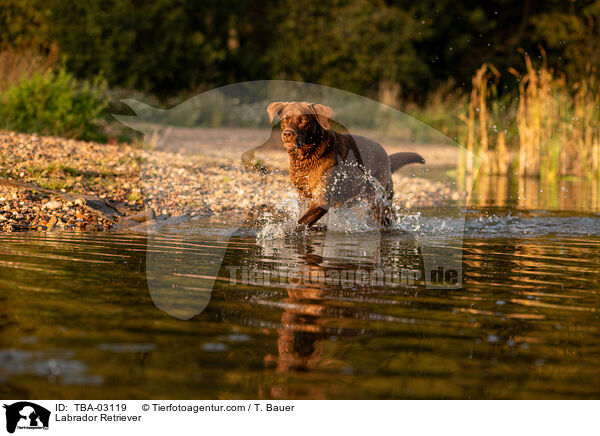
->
267, 101, 333, 149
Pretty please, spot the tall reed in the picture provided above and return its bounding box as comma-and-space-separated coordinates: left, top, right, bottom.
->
458, 63, 509, 183
460, 52, 600, 181
514, 52, 600, 180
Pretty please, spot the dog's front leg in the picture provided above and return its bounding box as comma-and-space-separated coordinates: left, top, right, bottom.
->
297, 203, 328, 229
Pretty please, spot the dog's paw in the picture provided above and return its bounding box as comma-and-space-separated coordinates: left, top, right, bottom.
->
295, 223, 308, 233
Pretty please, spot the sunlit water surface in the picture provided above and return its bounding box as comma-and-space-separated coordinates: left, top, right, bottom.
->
1, 207, 600, 399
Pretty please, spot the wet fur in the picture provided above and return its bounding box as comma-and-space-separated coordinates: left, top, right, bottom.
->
266, 101, 424, 229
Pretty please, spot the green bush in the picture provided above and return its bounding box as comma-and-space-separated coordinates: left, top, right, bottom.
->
0, 68, 108, 140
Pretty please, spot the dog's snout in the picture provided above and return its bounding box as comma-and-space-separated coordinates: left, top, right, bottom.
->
282, 129, 296, 142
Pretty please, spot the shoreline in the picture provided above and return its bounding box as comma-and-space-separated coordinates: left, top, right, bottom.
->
0, 131, 464, 232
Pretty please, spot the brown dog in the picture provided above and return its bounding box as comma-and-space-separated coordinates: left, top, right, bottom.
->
266, 101, 424, 229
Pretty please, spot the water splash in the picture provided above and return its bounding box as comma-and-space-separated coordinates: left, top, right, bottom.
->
325, 201, 380, 233
257, 193, 303, 241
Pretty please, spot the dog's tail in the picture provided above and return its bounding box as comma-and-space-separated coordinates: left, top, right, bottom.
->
389, 152, 425, 173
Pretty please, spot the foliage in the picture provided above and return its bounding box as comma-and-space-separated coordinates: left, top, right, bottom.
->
1, 0, 599, 103
1, 0, 600, 153
267, 0, 429, 99
515, 54, 600, 180
458, 54, 600, 180
531, 0, 600, 84
0, 0, 52, 49
0, 68, 109, 140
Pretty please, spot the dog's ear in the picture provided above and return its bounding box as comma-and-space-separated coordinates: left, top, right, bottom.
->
267, 102, 287, 124
309, 103, 333, 130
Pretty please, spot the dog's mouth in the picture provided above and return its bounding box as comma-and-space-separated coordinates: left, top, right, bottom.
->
282, 136, 304, 148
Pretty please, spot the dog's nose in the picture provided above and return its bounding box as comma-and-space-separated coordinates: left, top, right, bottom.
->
282, 129, 296, 142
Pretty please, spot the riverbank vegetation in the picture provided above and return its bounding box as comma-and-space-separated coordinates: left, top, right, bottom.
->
0, 0, 599, 181
459, 52, 600, 182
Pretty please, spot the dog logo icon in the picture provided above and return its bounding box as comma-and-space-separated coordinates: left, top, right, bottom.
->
3, 402, 50, 433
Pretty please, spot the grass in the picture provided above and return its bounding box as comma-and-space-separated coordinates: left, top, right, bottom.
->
44, 163, 80, 177
459, 51, 600, 181
57, 164, 79, 177
457, 63, 510, 181
37, 179, 69, 191
26, 163, 81, 178
0, 45, 58, 94
18, 162, 122, 195
515, 51, 600, 180
127, 191, 142, 202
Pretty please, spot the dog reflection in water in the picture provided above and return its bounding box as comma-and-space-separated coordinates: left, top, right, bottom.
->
263, 254, 327, 374
260, 233, 424, 398
262, 250, 331, 399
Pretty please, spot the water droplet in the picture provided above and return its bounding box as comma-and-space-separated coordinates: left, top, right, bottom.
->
487, 334, 499, 343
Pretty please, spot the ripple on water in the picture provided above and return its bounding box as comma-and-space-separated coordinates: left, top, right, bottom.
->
0, 208, 599, 398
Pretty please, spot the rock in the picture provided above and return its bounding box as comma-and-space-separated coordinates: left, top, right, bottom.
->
47, 216, 58, 228
43, 200, 61, 210
127, 208, 156, 223
1, 131, 462, 233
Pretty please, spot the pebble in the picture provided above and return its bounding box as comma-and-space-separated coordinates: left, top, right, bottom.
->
0, 131, 466, 232
43, 200, 61, 210
47, 216, 58, 228
0, 185, 113, 232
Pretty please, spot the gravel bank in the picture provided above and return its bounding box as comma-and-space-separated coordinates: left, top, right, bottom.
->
0, 130, 464, 232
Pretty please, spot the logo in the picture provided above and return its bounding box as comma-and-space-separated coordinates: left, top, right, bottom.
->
3, 402, 50, 434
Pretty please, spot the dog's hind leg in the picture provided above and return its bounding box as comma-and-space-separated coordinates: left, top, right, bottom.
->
370, 178, 396, 227
372, 197, 395, 227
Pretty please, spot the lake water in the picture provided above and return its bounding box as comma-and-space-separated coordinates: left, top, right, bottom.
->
1, 207, 600, 399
